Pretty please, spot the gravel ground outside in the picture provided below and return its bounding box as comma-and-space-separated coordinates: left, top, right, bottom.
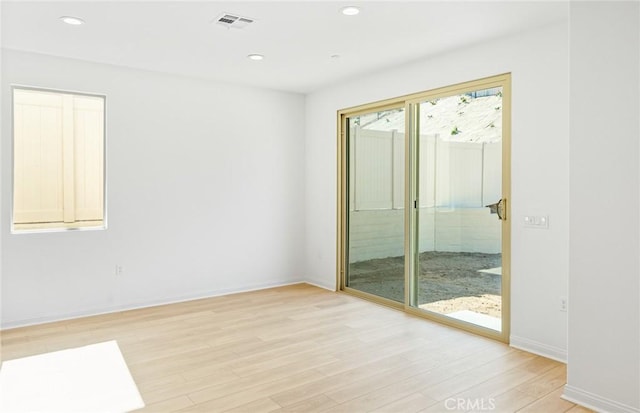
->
348, 251, 502, 317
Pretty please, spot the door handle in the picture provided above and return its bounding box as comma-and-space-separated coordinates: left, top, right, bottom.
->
486, 198, 507, 221
497, 198, 506, 221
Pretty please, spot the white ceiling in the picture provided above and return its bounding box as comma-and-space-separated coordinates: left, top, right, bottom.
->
1, 1, 568, 93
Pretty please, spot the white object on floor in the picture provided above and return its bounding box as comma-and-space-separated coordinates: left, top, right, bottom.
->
478, 266, 502, 276
0, 340, 144, 413
447, 310, 502, 331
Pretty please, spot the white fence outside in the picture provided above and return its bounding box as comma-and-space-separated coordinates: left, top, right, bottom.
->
348, 208, 501, 262
350, 127, 501, 211
348, 127, 502, 262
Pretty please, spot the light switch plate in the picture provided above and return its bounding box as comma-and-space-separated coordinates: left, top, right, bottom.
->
524, 215, 549, 229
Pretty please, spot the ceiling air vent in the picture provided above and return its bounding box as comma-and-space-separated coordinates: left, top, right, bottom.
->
215, 13, 255, 29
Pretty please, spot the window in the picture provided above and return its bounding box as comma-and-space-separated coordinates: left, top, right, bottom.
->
12, 87, 106, 232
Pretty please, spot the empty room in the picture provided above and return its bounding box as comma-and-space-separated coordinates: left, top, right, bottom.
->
1, 1, 639, 413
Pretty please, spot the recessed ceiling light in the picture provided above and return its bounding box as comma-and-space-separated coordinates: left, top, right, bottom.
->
247, 54, 264, 61
341, 6, 360, 16
60, 16, 85, 25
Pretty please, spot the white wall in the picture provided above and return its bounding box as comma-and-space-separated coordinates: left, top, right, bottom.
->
565, 3, 640, 413
349, 208, 501, 262
304, 22, 570, 360
1, 50, 306, 328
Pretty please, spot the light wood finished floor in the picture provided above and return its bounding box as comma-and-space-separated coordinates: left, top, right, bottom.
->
1, 284, 590, 413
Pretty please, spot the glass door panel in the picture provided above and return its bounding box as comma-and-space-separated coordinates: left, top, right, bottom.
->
413, 87, 504, 331
346, 108, 405, 303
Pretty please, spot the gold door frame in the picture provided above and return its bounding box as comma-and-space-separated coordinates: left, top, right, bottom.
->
337, 73, 511, 342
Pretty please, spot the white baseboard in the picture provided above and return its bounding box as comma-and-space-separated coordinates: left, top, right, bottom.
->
563, 385, 640, 413
1, 278, 305, 330
510, 335, 567, 363
304, 279, 336, 292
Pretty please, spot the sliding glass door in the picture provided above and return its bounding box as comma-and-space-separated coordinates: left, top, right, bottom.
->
339, 74, 510, 341
409, 86, 507, 334
344, 107, 406, 304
